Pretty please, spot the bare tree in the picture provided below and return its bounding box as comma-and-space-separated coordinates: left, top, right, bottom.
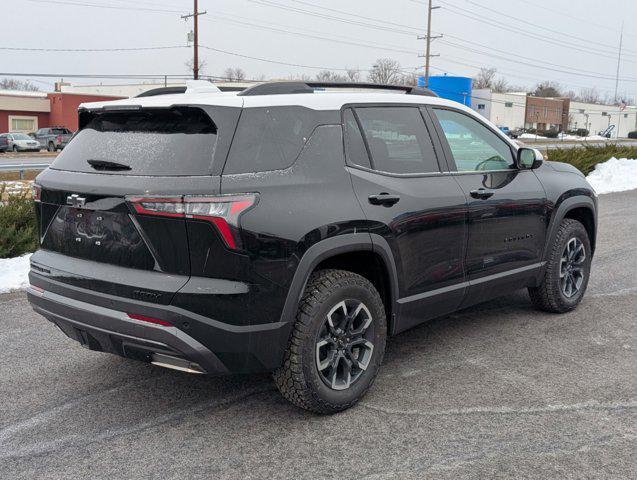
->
577, 87, 599, 103
345, 68, 361, 82
315, 70, 349, 82
401, 72, 419, 87
492, 77, 508, 93
0, 78, 39, 91
367, 58, 402, 85
287, 73, 312, 82
472, 67, 497, 90
186, 58, 207, 76
223, 67, 246, 82
533, 81, 562, 98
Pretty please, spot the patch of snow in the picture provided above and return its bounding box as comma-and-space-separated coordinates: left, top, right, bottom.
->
586, 157, 637, 194
0, 254, 32, 294
583, 135, 610, 141
519, 133, 547, 139
558, 133, 581, 141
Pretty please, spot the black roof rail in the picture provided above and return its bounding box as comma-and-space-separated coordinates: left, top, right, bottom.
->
237, 81, 438, 97
135, 85, 247, 98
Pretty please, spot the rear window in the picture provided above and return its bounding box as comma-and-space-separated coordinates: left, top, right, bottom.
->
223, 106, 317, 174
51, 128, 70, 135
51, 107, 219, 176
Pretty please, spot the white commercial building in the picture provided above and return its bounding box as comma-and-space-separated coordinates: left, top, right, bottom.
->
569, 101, 637, 138
471, 90, 527, 129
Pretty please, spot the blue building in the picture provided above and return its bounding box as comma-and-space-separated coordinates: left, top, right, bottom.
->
418, 75, 472, 107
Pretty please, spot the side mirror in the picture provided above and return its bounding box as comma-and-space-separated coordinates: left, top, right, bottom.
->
517, 147, 543, 169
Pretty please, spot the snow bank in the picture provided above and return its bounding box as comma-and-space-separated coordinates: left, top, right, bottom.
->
519, 133, 547, 139
586, 157, 637, 194
0, 254, 32, 294
558, 133, 581, 141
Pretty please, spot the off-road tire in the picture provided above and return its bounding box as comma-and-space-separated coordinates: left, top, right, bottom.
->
529, 218, 591, 313
273, 269, 387, 414
48, 142, 55, 152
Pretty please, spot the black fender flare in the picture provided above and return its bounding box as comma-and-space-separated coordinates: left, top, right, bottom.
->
279, 233, 399, 332
542, 195, 597, 266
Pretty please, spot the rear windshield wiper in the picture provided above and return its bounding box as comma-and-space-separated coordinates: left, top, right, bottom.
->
87, 159, 131, 171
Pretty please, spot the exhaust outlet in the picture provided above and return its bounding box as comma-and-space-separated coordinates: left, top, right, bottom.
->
151, 353, 205, 374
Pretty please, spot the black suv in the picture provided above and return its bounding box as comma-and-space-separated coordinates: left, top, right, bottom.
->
27, 82, 597, 413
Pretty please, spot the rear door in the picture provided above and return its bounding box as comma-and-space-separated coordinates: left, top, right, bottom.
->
427, 106, 548, 306
33, 105, 241, 303
345, 105, 467, 334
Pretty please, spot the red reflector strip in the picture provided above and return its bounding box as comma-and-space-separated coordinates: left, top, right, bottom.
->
127, 313, 173, 327
29, 285, 45, 294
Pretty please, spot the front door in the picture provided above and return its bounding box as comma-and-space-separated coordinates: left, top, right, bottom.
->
428, 107, 548, 307
344, 105, 467, 333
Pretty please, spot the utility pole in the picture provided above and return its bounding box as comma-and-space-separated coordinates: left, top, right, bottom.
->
614, 21, 623, 102
181, 0, 207, 80
418, 0, 442, 87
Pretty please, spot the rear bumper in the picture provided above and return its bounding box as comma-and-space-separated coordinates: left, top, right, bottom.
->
27, 273, 293, 375
27, 286, 231, 375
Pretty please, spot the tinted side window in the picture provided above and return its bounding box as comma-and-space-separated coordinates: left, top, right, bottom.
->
355, 107, 439, 174
432, 108, 515, 171
343, 108, 371, 169
224, 106, 317, 174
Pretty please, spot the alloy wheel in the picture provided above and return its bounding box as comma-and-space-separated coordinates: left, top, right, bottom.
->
315, 299, 375, 391
560, 237, 586, 298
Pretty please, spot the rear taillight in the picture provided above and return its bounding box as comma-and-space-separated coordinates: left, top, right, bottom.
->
126, 194, 257, 250
32, 184, 41, 202
56, 135, 62, 143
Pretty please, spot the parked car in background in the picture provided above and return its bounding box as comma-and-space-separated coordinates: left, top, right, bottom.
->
498, 126, 521, 139
34, 127, 74, 151
0, 134, 9, 153
4, 133, 41, 152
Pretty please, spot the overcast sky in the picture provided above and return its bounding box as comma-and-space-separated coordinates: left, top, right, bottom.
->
3, 0, 637, 101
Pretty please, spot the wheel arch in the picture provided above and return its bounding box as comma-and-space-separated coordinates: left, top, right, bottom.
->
545, 195, 597, 262
280, 233, 399, 334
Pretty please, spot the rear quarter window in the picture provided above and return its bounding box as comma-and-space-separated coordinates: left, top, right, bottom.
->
50, 107, 223, 176
223, 106, 318, 174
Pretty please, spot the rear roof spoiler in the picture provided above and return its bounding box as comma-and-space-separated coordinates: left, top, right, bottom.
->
136, 85, 247, 98
237, 81, 438, 97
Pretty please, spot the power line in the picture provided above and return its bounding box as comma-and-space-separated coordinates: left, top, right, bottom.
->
439, 0, 637, 56
244, 0, 637, 81
0, 45, 187, 52
202, 14, 416, 56
24, 0, 187, 14
409, 0, 637, 63
508, 0, 637, 39
439, 39, 637, 83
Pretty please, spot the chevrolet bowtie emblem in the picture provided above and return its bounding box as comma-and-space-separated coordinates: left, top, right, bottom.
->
66, 194, 87, 208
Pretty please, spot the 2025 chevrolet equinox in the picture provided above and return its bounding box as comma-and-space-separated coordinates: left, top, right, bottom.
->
27, 81, 597, 413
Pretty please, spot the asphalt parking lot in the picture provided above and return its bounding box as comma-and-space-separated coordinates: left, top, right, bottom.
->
1, 190, 635, 479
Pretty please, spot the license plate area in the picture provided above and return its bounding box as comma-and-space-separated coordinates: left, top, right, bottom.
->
41, 206, 156, 270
